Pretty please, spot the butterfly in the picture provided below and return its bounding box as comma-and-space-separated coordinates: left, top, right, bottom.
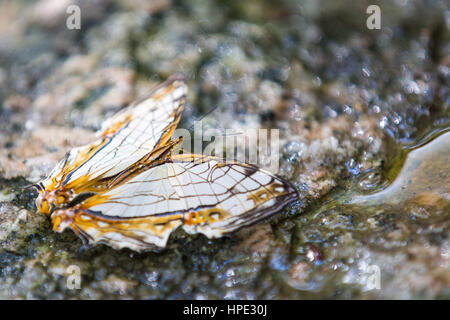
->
33, 74, 298, 252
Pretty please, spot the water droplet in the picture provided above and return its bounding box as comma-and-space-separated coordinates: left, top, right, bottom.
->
291, 104, 303, 121
325, 105, 338, 118
346, 158, 361, 175
343, 105, 353, 115
378, 116, 388, 129
362, 67, 371, 78
372, 105, 381, 114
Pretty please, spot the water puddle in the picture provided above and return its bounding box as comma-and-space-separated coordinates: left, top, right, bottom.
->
314, 127, 449, 222
283, 128, 449, 295
348, 128, 449, 211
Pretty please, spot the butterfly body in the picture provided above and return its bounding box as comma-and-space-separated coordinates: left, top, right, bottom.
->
34, 74, 298, 252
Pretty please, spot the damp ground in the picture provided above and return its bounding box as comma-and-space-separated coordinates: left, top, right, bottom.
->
0, 0, 448, 299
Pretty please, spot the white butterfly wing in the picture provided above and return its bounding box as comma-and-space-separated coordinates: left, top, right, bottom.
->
40, 74, 187, 192
51, 155, 298, 251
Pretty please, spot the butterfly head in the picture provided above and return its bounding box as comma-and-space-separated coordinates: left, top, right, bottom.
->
36, 188, 73, 214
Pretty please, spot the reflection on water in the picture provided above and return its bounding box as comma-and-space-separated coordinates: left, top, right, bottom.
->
348, 130, 449, 211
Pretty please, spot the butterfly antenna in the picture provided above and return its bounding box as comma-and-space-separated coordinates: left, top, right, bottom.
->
188, 104, 221, 131
23, 183, 43, 192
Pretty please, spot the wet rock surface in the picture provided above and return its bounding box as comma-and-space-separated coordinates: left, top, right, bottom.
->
0, 0, 449, 299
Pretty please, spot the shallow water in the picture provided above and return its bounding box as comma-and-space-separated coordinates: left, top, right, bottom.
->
348, 129, 449, 210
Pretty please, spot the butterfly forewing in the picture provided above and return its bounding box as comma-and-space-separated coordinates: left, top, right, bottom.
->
36, 74, 187, 212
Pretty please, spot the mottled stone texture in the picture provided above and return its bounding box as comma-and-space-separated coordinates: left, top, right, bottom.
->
0, 0, 448, 299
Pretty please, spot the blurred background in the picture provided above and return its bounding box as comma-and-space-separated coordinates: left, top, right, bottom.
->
0, 0, 448, 299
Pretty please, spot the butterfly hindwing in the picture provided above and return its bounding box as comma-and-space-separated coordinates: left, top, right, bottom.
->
50, 155, 298, 251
